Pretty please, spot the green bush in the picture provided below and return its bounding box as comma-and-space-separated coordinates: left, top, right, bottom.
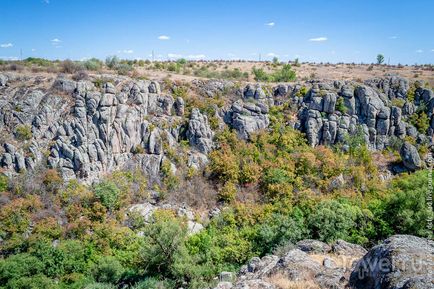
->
272, 64, 296, 82
83, 58, 103, 71
308, 200, 371, 244
116, 63, 133, 75
7, 274, 57, 289
92, 256, 124, 284
252, 67, 271, 82
105, 56, 120, 69
131, 278, 174, 289
0, 254, 44, 287
0, 174, 7, 192
336, 97, 347, 113
15, 124, 32, 141
93, 181, 121, 210
256, 208, 308, 254
380, 170, 433, 238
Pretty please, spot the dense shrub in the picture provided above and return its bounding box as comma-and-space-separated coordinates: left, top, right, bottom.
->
93, 181, 121, 211
61, 59, 79, 73
83, 58, 103, 71
15, 124, 32, 141
0, 174, 7, 192
105, 56, 120, 69
92, 256, 124, 284
308, 200, 373, 244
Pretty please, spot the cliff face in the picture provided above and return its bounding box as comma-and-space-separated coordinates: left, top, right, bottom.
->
0, 72, 432, 183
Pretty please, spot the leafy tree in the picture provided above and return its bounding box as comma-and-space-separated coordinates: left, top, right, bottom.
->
0, 254, 44, 287
6, 274, 57, 289
93, 181, 121, 211
105, 56, 120, 69
256, 207, 309, 253
252, 67, 271, 82
139, 210, 190, 278
380, 170, 433, 238
308, 200, 371, 244
376, 54, 384, 64
272, 64, 296, 82
92, 256, 124, 284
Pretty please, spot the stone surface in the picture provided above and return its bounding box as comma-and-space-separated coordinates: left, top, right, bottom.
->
350, 235, 434, 289
400, 142, 423, 170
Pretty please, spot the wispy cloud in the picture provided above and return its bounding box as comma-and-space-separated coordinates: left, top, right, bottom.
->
416, 49, 423, 53
122, 49, 134, 54
431, 49, 434, 52
389, 36, 398, 39
266, 52, 278, 57
31, 48, 36, 52
158, 35, 170, 40
43, 0, 50, 3
168, 53, 182, 58
51, 38, 61, 43
0, 56, 18, 60
265, 22, 275, 27
187, 54, 206, 59
309, 37, 328, 42
0, 43, 13, 48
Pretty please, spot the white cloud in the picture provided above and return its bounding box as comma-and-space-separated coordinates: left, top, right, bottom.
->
122, 49, 134, 54
0, 43, 13, 48
187, 54, 206, 59
168, 53, 182, 58
266, 52, 278, 57
265, 22, 275, 27
51, 38, 61, 43
389, 36, 398, 39
431, 49, 434, 52
31, 48, 36, 52
309, 37, 328, 42
0, 56, 18, 60
43, 0, 50, 3
158, 35, 170, 40
416, 49, 423, 53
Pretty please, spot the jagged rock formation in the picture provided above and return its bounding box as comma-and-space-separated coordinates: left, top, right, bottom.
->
350, 235, 434, 289
0, 73, 432, 183
214, 235, 433, 289
214, 239, 367, 289
0, 73, 207, 183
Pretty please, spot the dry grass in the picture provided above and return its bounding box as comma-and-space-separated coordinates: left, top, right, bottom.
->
267, 273, 320, 289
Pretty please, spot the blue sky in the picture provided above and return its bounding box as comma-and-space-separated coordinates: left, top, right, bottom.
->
1, 0, 433, 64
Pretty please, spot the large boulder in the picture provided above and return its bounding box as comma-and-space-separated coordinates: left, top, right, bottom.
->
225, 100, 270, 140
349, 235, 434, 289
296, 239, 331, 254
399, 142, 422, 171
186, 108, 214, 154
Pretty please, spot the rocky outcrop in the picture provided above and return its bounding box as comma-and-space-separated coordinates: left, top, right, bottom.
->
297, 77, 433, 151
1, 73, 432, 183
214, 235, 433, 289
400, 142, 423, 171
350, 235, 434, 289
224, 100, 270, 140
186, 108, 214, 154
0, 75, 193, 183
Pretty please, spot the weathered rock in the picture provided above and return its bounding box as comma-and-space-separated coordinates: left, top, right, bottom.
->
400, 142, 422, 170
225, 100, 270, 140
332, 240, 367, 256
186, 108, 214, 154
350, 235, 434, 289
296, 239, 332, 254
